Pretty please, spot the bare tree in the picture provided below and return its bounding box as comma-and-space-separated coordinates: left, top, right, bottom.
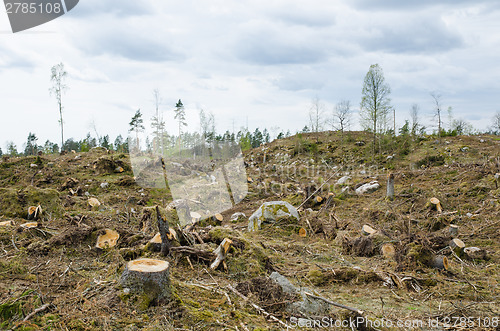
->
360, 64, 392, 154
410, 103, 420, 136
430, 92, 443, 140
151, 89, 165, 153
492, 111, 500, 134
331, 99, 351, 133
309, 96, 325, 132
49, 63, 68, 151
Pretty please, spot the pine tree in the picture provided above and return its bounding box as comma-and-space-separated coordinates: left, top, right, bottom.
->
129, 109, 145, 151
24, 132, 38, 156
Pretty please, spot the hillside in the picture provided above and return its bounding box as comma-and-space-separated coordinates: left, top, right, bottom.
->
1, 132, 499, 330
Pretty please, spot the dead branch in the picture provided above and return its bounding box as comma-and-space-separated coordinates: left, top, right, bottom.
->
226, 284, 290, 328
23, 303, 51, 322
303, 292, 364, 315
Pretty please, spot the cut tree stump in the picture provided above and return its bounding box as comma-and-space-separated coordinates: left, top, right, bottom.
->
431, 255, 449, 270
213, 213, 224, 225
380, 243, 396, 260
361, 225, 377, 236
430, 197, 442, 213
449, 224, 459, 237
27, 205, 42, 220
120, 258, 171, 309
464, 247, 487, 260
95, 229, 119, 249
450, 238, 465, 256
386, 173, 395, 201
210, 238, 233, 270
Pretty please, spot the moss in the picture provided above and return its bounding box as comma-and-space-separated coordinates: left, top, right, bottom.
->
307, 268, 329, 286
0, 187, 62, 218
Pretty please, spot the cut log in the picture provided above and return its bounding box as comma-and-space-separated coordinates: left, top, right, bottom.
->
430, 197, 442, 213
449, 224, 459, 237
464, 247, 487, 260
210, 238, 233, 270
96, 229, 120, 249
315, 196, 323, 204
247, 177, 253, 183
380, 243, 396, 260
120, 258, 171, 308
361, 224, 377, 236
298, 227, 307, 237
450, 238, 465, 256
386, 173, 395, 201
431, 255, 449, 270
20, 222, 39, 229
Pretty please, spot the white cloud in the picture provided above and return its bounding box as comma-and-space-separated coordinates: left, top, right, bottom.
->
1, 0, 500, 149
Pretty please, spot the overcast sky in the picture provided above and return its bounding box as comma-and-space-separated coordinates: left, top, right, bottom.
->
1, 0, 500, 150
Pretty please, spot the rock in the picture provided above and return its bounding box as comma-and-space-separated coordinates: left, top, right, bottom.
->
269, 272, 329, 315
100, 182, 109, 189
30, 163, 38, 168
248, 201, 299, 231
336, 176, 351, 186
355, 181, 380, 195
230, 212, 246, 222
269, 272, 297, 295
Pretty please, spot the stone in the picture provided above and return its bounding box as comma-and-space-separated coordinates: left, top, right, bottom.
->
248, 201, 299, 231
269, 272, 329, 315
355, 181, 380, 195
336, 176, 351, 186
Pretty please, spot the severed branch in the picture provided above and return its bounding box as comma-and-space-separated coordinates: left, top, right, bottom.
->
226, 284, 290, 328
303, 292, 364, 315
23, 303, 51, 322
210, 238, 233, 270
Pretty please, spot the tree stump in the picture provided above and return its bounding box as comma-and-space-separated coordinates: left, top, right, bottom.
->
450, 238, 465, 256
95, 229, 120, 249
380, 243, 396, 260
386, 173, 395, 201
361, 224, 377, 236
120, 258, 171, 309
429, 197, 442, 213
431, 255, 449, 270
449, 224, 459, 237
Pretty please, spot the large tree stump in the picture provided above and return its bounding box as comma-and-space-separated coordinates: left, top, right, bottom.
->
120, 258, 171, 309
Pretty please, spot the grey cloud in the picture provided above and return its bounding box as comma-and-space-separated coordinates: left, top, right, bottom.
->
235, 25, 329, 65
360, 18, 463, 54
75, 26, 184, 63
